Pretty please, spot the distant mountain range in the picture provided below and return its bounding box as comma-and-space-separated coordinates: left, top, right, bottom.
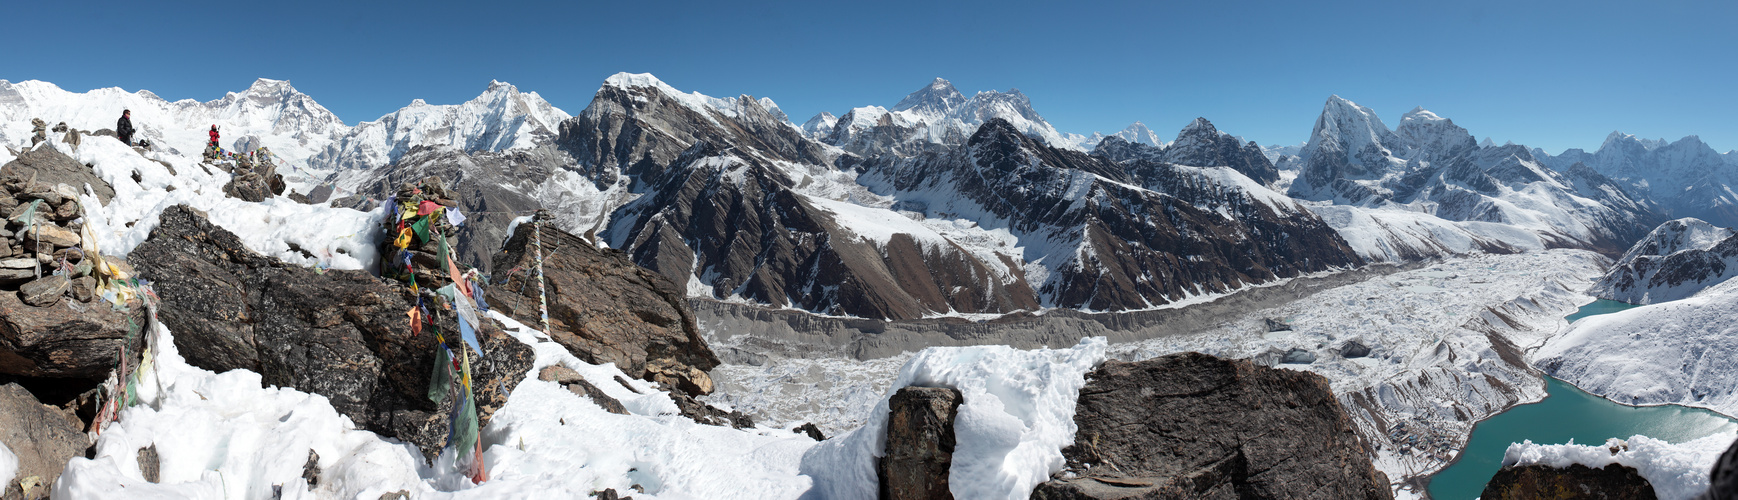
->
4, 75, 1731, 319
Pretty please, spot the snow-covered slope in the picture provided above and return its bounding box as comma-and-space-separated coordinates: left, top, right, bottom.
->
1538, 277, 1738, 418
0, 78, 349, 168
1589, 217, 1738, 304
310, 81, 569, 170
1543, 277, 1738, 418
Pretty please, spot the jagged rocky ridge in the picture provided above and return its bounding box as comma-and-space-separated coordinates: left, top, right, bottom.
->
1288, 97, 1662, 255
9, 75, 1715, 322
1589, 217, 1738, 304
1539, 132, 1738, 229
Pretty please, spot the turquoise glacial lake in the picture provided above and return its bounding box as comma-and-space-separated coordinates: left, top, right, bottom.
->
1426, 299, 1738, 499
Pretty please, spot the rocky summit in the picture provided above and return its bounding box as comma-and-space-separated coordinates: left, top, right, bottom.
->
128, 205, 533, 460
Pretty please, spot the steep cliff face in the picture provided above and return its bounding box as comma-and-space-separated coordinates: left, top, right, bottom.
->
1030, 353, 1391, 499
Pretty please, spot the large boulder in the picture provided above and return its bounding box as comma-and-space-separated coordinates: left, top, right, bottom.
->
0, 285, 144, 379
0, 145, 114, 205
0, 383, 86, 499
1479, 463, 1656, 499
1030, 353, 1391, 499
129, 205, 531, 460
491, 219, 718, 395
879, 386, 961, 500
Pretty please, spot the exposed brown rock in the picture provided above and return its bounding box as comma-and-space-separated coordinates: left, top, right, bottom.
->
491, 220, 719, 396
878, 386, 961, 500
1030, 353, 1391, 500
0, 145, 114, 205
0, 286, 144, 379
128, 205, 531, 460
17, 276, 68, 307
0, 383, 87, 497
1480, 463, 1656, 499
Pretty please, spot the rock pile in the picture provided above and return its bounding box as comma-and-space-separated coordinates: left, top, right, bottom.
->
0, 165, 144, 380
380, 177, 463, 289
1480, 463, 1656, 499
216, 147, 286, 202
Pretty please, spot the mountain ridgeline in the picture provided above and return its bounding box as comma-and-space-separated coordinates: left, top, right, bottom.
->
10, 75, 1725, 321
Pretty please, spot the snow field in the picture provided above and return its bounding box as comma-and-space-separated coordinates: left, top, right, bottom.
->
45, 138, 384, 272
1537, 277, 1738, 417
1503, 433, 1738, 500
800, 337, 1106, 500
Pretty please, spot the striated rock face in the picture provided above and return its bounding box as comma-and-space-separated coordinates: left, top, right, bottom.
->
878, 386, 961, 500
129, 205, 532, 460
490, 219, 718, 396
0, 289, 144, 379
1030, 353, 1391, 499
1479, 463, 1656, 500
0, 382, 86, 498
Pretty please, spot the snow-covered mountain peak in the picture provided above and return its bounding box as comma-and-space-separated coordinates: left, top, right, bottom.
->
309, 79, 571, 170
1113, 121, 1164, 148
801, 111, 838, 138
0, 78, 351, 170
892, 77, 965, 115
1180, 117, 1216, 135
1401, 106, 1444, 124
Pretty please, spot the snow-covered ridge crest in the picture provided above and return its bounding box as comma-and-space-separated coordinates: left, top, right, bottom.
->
1588, 217, 1738, 304
821, 78, 1082, 154
310, 80, 571, 170
0, 78, 350, 168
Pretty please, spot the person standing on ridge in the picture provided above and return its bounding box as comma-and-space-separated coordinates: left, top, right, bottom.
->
208, 125, 221, 151
116, 110, 135, 146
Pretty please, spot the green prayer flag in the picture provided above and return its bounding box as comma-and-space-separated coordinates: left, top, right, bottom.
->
428, 345, 452, 404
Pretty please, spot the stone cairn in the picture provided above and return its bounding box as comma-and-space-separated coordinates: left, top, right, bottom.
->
0, 176, 109, 306
212, 146, 286, 202
380, 176, 462, 289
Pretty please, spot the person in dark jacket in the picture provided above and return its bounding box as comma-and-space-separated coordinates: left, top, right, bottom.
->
116, 110, 135, 146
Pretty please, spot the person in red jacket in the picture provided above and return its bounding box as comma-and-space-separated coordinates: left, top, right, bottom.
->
208, 125, 220, 150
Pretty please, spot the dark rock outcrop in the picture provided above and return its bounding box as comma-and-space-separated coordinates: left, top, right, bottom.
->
491, 220, 718, 396
129, 205, 532, 460
1707, 437, 1738, 500
1480, 463, 1656, 499
878, 386, 961, 500
0, 144, 114, 205
1030, 353, 1391, 499
0, 285, 144, 379
0, 383, 87, 498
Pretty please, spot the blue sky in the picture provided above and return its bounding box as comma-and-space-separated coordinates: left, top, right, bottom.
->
12, 0, 1734, 153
